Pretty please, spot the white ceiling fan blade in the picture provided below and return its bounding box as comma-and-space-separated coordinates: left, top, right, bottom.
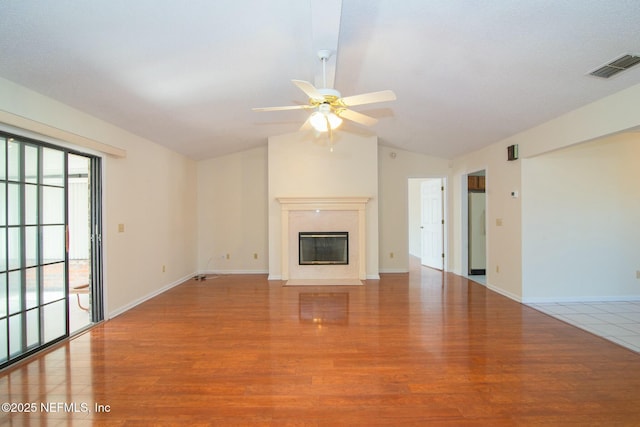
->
340, 90, 396, 107
336, 108, 378, 126
252, 105, 313, 112
292, 79, 325, 102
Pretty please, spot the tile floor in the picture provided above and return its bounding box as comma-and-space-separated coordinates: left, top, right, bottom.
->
463, 274, 638, 353
527, 301, 640, 353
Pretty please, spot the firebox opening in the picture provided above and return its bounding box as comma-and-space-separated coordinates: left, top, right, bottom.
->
299, 232, 349, 265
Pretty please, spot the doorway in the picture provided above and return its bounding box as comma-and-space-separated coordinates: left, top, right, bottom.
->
68, 153, 98, 333
0, 131, 103, 368
408, 178, 446, 271
464, 170, 486, 280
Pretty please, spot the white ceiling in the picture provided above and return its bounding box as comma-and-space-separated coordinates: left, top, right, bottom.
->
1, 1, 639, 160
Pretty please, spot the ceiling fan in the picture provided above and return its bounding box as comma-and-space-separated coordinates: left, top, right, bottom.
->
253, 50, 396, 135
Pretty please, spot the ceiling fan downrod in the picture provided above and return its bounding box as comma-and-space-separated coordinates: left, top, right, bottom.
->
317, 49, 332, 89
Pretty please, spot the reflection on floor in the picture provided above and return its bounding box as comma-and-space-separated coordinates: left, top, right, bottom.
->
528, 301, 640, 353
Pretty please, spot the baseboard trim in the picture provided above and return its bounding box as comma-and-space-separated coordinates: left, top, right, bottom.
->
108, 271, 195, 319
487, 283, 523, 303
522, 295, 640, 304
378, 269, 409, 274
204, 269, 269, 275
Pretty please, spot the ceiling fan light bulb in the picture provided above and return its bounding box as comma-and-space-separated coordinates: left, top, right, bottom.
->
310, 111, 342, 132
310, 111, 328, 132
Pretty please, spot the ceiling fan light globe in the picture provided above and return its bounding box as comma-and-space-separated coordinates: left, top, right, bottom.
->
309, 111, 342, 132
327, 112, 342, 129
310, 111, 328, 132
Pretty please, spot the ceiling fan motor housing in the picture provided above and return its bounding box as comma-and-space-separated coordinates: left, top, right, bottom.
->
318, 103, 332, 114
318, 88, 341, 98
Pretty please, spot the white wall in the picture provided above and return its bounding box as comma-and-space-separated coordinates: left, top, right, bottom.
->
451, 83, 640, 302
522, 133, 640, 301
105, 138, 197, 315
378, 146, 451, 273
268, 131, 379, 279
452, 143, 521, 299
0, 77, 199, 318
196, 140, 453, 278
197, 146, 268, 273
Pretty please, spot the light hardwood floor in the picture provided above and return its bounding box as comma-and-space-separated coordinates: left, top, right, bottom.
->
2, 264, 640, 425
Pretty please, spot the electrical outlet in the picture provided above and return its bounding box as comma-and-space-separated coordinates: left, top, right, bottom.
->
390, 252, 394, 259
253, 253, 258, 260
162, 265, 166, 273
118, 223, 125, 233
496, 265, 500, 273
226, 253, 230, 260
496, 218, 503, 226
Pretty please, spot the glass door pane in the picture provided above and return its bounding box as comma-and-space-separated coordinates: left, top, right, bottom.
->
0, 137, 6, 364
1, 131, 103, 368
0, 135, 69, 367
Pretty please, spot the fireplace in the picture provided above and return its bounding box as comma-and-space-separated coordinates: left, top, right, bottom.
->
275, 197, 370, 281
299, 232, 348, 265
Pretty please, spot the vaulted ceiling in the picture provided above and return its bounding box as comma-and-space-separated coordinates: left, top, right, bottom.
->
1, 1, 639, 160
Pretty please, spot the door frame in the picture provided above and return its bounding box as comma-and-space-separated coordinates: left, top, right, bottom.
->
0, 128, 104, 368
461, 168, 488, 281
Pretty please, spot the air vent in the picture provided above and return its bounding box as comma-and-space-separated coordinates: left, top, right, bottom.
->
589, 54, 640, 79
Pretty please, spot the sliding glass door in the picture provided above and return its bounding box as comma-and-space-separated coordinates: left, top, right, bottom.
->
0, 132, 102, 367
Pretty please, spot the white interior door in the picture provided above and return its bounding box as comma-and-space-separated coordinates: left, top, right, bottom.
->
420, 179, 443, 269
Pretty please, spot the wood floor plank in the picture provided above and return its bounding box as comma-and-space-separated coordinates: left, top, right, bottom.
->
2, 265, 640, 425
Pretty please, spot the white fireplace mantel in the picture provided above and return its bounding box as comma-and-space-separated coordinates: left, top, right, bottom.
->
277, 196, 370, 210
277, 197, 370, 281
